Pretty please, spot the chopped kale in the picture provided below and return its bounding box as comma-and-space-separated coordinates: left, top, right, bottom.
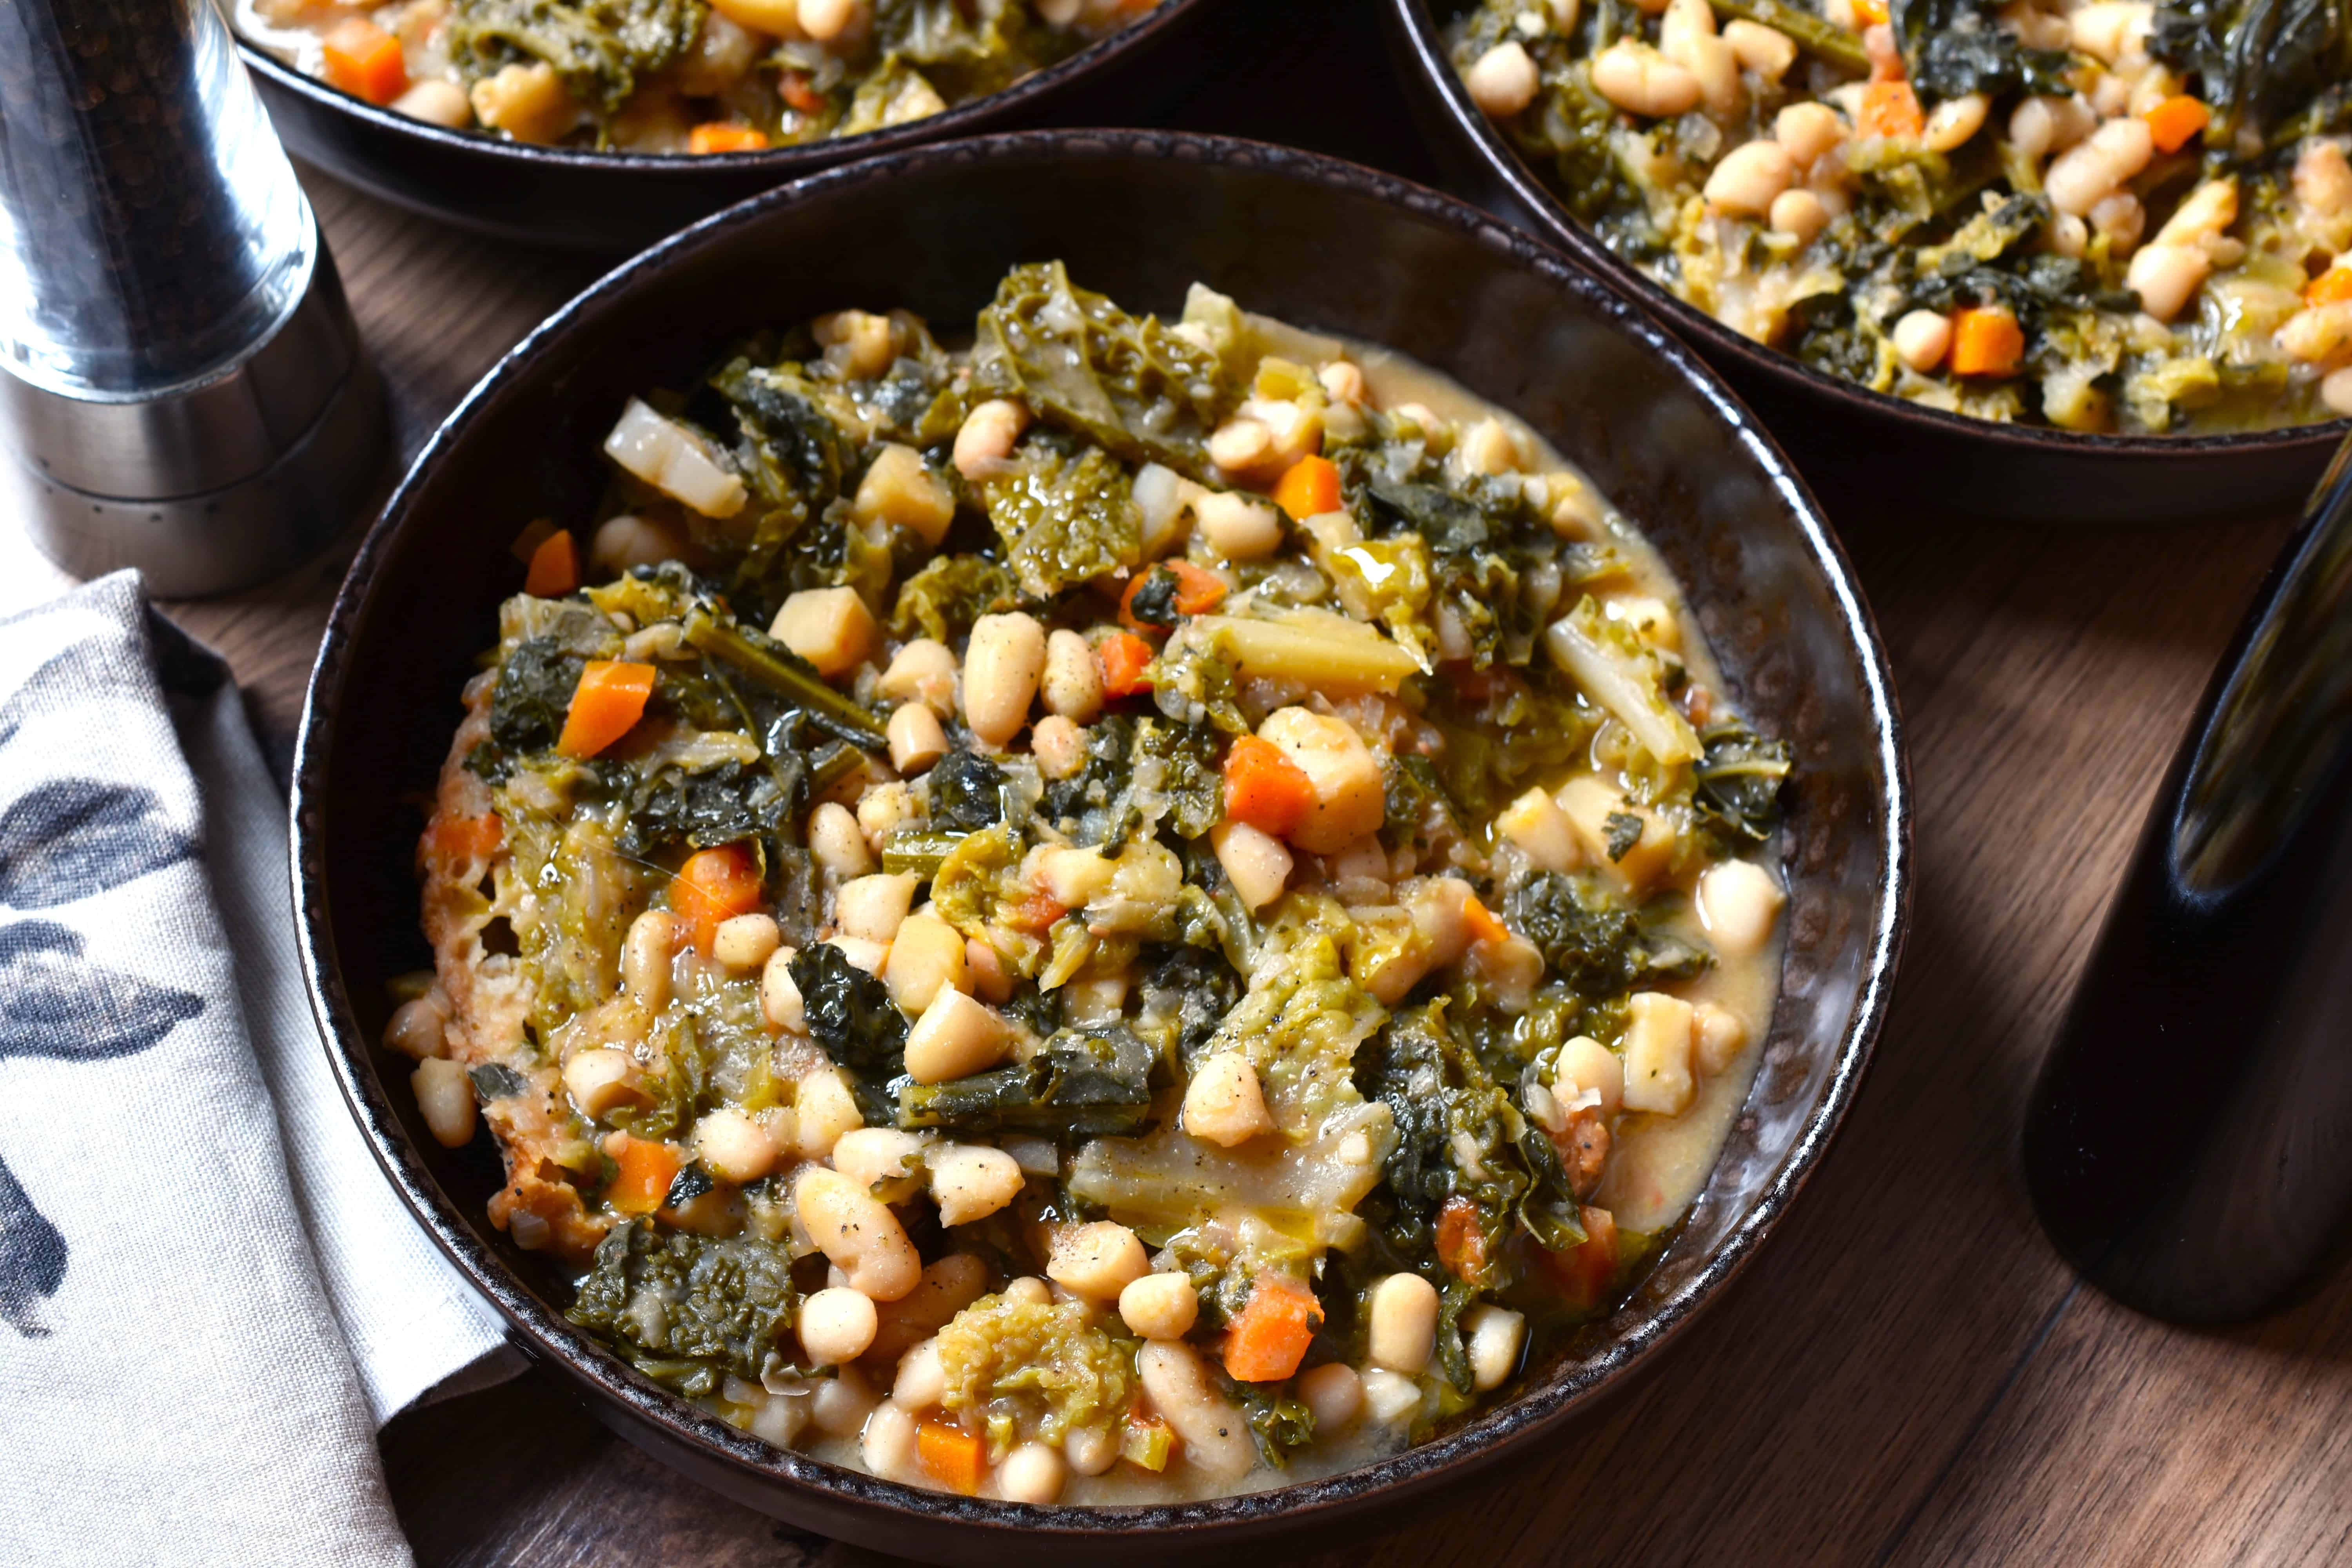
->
1694, 721, 1793, 844
1125, 563, 1186, 632
1602, 811, 1645, 862
928, 750, 1010, 833
467, 1063, 530, 1101
566, 1219, 800, 1397
896, 1023, 1154, 1137
448, 0, 705, 118
1138, 942, 1243, 1066
978, 437, 1141, 599
1382, 754, 1463, 856
889, 554, 1022, 644
789, 944, 908, 1116
1231, 1379, 1318, 1468
488, 638, 588, 754
1503, 871, 1712, 995
1889, 0, 2072, 100
973, 261, 1239, 482
663, 1161, 715, 1209
618, 760, 796, 859
2150, 0, 2352, 148
1133, 716, 1222, 840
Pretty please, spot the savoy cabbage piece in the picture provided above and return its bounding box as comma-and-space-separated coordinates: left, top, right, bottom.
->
566, 1219, 800, 1397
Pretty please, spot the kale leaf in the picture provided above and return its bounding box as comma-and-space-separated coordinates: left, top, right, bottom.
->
972, 261, 1239, 481
1231, 1379, 1318, 1468
1694, 721, 1793, 843
2150, 0, 2352, 147
1602, 811, 1645, 862
449, 0, 705, 118
1133, 717, 1222, 840
1890, 0, 2073, 100
889, 554, 1022, 644
1125, 564, 1186, 632
488, 638, 588, 754
1138, 941, 1244, 1066
619, 760, 797, 859
928, 750, 1010, 833
978, 437, 1140, 599
1382, 754, 1463, 856
566, 1219, 800, 1397
789, 944, 908, 1116
1503, 871, 1712, 995
895, 1023, 1154, 1137
468, 1063, 530, 1101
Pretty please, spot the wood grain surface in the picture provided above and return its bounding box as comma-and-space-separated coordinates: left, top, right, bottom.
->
25, 2, 2347, 1562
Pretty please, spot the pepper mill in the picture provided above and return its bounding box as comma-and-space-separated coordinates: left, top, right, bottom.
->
2024, 431, 2352, 1324
0, 0, 384, 596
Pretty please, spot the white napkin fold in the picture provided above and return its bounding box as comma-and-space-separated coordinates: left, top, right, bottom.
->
0, 573, 515, 1566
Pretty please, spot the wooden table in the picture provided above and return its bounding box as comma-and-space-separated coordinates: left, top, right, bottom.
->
21, 3, 2348, 1561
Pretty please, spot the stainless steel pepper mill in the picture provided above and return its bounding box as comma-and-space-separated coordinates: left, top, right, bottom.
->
0, 0, 385, 596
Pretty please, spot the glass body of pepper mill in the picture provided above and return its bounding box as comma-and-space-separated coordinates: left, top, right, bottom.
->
2024, 432, 2352, 1323
0, 0, 384, 595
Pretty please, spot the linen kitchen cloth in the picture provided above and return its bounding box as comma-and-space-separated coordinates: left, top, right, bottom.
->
0, 573, 515, 1567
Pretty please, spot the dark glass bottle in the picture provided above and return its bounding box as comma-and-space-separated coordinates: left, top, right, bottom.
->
2024, 435, 2352, 1323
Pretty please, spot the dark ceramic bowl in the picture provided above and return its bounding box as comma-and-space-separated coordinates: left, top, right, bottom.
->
238, 0, 1216, 251
1384, 0, 2347, 526
291, 129, 1910, 1562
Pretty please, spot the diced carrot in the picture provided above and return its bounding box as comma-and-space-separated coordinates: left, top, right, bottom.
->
2143, 94, 2209, 154
2308, 266, 2352, 308
1221, 734, 1317, 838
425, 811, 503, 865
779, 72, 828, 116
607, 1135, 684, 1217
1949, 305, 2025, 377
523, 528, 580, 597
1095, 630, 1155, 698
1851, 0, 1888, 22
1008, 888, 1069, 935
688, 122, 769, 155
1120, 559, 1228, 630
1538, 1205, 1622, 1311
673, 842, 762, 952
1461, 891, 1511, 948
557, 659, 657, 759
916, 1419, 986, 1495
1858, 81, 1924, 141
322, 18, 409, 107
1222, 1272, 1321, 1383
1272, 454, 1341, 522
1435, 1195, 1492, 1284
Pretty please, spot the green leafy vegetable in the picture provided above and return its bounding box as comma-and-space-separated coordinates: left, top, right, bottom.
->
890, 554, 1022, 644
928, 750, 1010, 833
897, 1023, 1154, 1136
1889, 0, 2072, 100
1693, 721, 1793, 843
488, 638, 589, 754
565, 1219, 800, 1397
680, 604, 887, 750
1503, 871, 1711, 995
2150, 0, 2352, 149
449, 0, 705, 118
979, 437, 1141, 599
468, 1063, 530, 1100
789, 944, 907, 1116
1602, 810, 1645, 862
973, 261, 1239, 481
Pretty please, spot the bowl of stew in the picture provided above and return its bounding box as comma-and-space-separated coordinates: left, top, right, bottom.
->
293, 129, 1909, 1559
1385, 0, 2352, 523
232, 0, 1217, 249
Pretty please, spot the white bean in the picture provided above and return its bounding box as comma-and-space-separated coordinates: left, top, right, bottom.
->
1119, 1271, 1200, 1340
2324, 366, 2352, 416
1041, 628, 1105, 721
2126, 242, 2210, 323
795, 1167, 921, 1301
860, 1399, 918, 1481
1463, 1304, 1526, 1391
2045, 116, 2154, 217
1723, 18, 1796, 77
383, 995, 448, 1060
622, 908, 676, 1010
1361, 1368, 1423, 1427
1466, 41, 1539, 118
799, 1285, 880, 1365
807, 801, 875, 879
1031, 714, 1086, 780
1768, 187, 1830, 244
1209, 820, 1293, 911
412, 1057, 476, 1148
712, 912, 780, 970
564, 1046, 645, 1118
1064, 1423, 1118, 1476
1704, 139, 1795, 218
1590, 42, 1700, 118
893, 1337, 947, 1410
2296, 139, 2352, 218
1297, 1362, 1363, 1430
883, 912, 967, 1015
392, 78, 473, 128
809, 1364, 877, 1436
1775, 101, 1846, 166
760, 945, 806, 1033
1697, 858, 1785, 956
589, 512, 687, 575
877, 637, 959, 717
1555, 1034, 1624, 1116
692, 1107, 779, 1183
1047, 1221, 1149, 1301
1892, 309, 1953, 372
833, 1127, 932, 1201
1923, 92, 1988, 152
928, 1143, 1024, 1225
1692, 1000, 1749, 1075
793, 1069, 863, 1159
953, 399, 1029, 481
1367, 1273, 1439, 1374
1195, 490, 1286, 560
999, 1441, 1067, 1504
962, 612, 1047, 749
1137, 1342, 1256, 1481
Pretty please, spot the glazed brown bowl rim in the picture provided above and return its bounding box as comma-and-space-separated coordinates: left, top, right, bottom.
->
235, 0, 1211, 177
291, 127, 1911, 1543
1386, 0, 2351, 461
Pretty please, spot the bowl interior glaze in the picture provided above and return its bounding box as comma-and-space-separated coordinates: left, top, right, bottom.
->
292, 130, 1909, 1563
1383, 0, 2347, 527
